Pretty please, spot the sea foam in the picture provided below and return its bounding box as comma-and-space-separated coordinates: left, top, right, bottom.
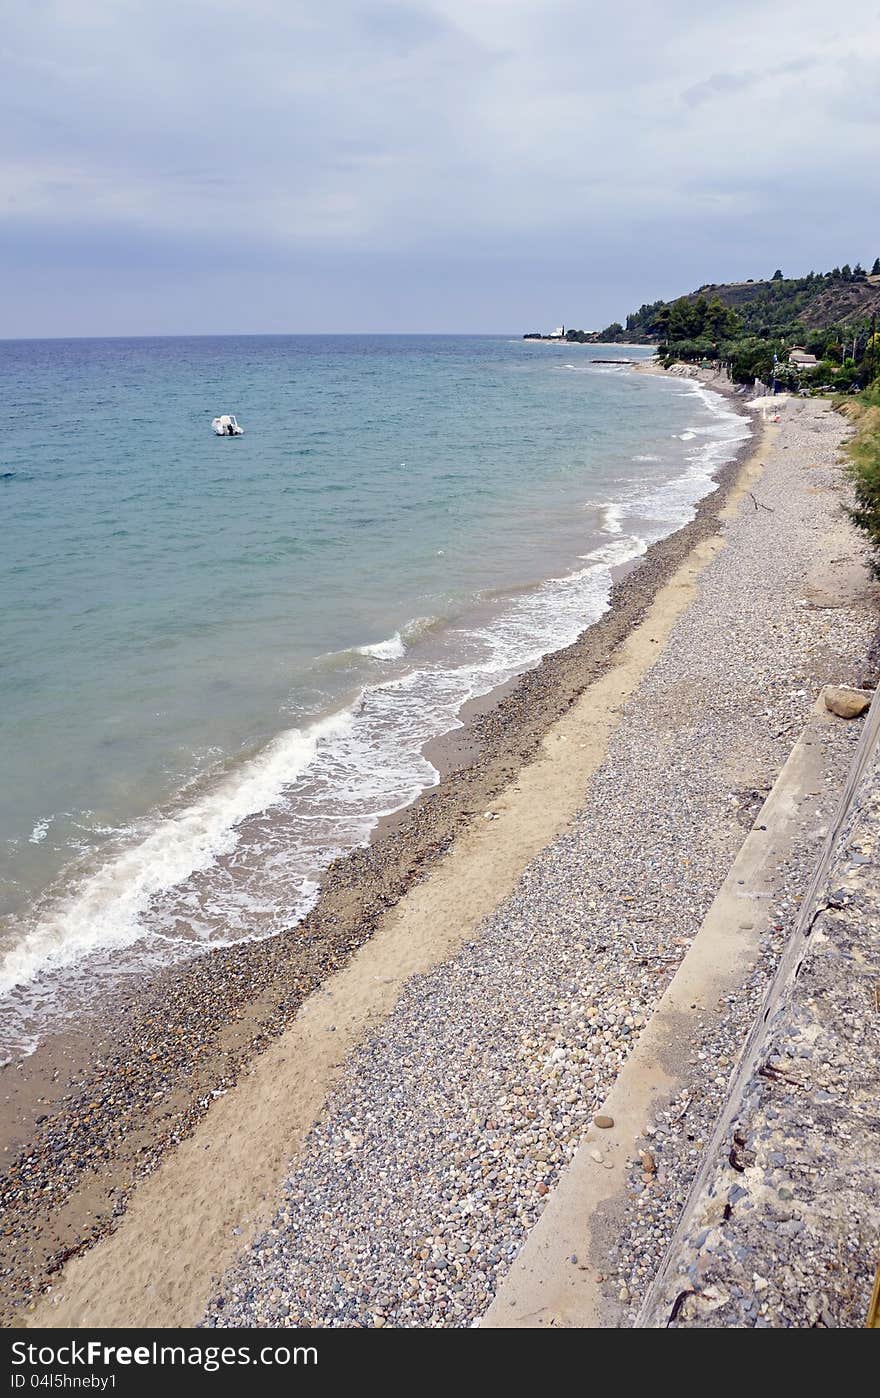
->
0, 358, 751, 1055
354, 632, 406, 661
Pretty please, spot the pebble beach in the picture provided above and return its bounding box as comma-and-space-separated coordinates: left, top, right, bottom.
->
199, 394, 874, 1328
11, 383, 877, 1330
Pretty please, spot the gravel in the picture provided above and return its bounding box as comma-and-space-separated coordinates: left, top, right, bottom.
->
610, 836, 828, 1307
639, 695, 880, 1328
203, 396, 876, 1328
0, 369, 757, 1320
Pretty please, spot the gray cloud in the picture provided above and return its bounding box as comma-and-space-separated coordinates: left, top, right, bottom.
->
0, 1, 878, 334
682, 55, 822, 107
682, 71, 760, 106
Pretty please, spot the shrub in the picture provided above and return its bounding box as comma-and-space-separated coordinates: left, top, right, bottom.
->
842, 382, 880, 574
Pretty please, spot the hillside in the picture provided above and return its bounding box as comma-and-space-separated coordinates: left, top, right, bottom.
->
585, 261, 880, 388
672, 270, 880, 334
621, 266, 880, 343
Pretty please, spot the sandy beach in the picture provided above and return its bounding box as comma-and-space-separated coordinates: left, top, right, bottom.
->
3, 377, 876, 1328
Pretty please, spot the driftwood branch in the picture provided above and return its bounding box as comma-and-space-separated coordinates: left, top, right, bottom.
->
747, 490, 775, 513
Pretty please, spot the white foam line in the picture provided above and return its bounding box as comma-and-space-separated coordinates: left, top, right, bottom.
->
0, 710, 352, 995
597, 501, 624, 535
28, 818, 52, 845
1, 539, 636, 1009
0, 376, 751, 1026
354, 631, 406, 661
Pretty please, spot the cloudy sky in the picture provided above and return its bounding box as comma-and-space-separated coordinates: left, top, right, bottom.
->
2, 1, 878, 336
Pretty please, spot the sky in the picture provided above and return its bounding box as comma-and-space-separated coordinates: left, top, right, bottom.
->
1, 1, 879, 336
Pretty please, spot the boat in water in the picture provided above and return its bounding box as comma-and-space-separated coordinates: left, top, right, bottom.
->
212, 414, 244, 436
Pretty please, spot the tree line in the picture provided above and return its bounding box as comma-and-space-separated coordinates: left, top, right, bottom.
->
620, 262, 880, 387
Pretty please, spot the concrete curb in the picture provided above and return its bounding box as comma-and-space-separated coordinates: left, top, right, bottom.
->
637, 685, 880, 1328
483, 695, 843, 1328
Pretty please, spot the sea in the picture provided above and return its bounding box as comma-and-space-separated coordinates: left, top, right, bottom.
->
0, 335, 751, 1060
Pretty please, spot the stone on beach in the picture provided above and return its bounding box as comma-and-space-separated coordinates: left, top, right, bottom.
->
824, 685, 872, 719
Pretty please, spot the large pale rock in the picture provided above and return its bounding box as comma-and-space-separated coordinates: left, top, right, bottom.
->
824, 686, 872, 719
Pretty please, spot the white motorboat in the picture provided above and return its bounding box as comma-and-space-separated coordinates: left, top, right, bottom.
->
212, 414, 244, 436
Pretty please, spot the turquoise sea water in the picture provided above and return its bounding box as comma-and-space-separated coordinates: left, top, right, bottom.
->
0, 335, 750, 1056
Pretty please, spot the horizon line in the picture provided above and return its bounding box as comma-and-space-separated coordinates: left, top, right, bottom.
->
0, 330, 534, 344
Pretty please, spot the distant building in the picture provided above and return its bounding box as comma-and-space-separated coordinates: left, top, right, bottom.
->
549, 325, 565, 339
789, 348, 819, 369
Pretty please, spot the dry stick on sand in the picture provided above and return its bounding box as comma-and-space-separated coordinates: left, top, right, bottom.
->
747, 487, 775, 513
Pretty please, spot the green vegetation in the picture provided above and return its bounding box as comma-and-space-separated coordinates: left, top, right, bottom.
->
546, 261, 880, 561
557, 261, 880, 561
553, 259, 880, 390
841, 381, 880, 574
616, 261, 880, 388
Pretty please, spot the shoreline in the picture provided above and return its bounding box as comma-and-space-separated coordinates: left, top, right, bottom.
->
0, 345, 723, 1029
196, 395, 873, 1329
0, 370, 760, 1320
